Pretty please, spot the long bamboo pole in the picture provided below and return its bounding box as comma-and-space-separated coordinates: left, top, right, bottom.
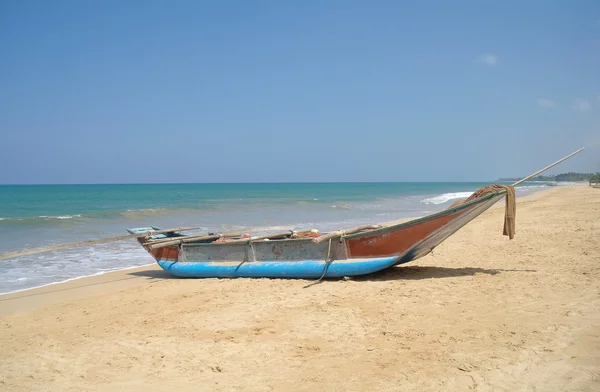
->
146, 227, 303, 249
143, 231, 243, 247
512, 147, 585, 186
0, 227, 199, 261
224, 230, 314, 245
311, 225, 381, 244
142, 225, 296, 247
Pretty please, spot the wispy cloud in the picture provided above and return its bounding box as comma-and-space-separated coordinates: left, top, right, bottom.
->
573, 99, 591, 112
476, 54, 498, 66
537, 98, 556, 108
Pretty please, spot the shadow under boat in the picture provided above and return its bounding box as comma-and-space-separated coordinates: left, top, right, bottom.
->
350, 265, 537, 282
128, 268, 176, 279
127, 264, 537, 282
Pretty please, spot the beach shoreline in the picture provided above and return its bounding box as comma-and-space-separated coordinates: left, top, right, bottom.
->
0, 185, 565, 316
0, 264, 161, 317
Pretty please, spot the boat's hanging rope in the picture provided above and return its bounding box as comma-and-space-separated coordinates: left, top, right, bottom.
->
316, 230, 348, 282
317, 238, 334, 282
177, 243, 187, 262
449, 184, 516, 239
319, 238, 334, 281
249, 240, 257, 262
234, 240, 257, 271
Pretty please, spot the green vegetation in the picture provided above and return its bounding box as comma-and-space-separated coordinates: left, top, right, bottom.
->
498, 172, 596, 182
589, 173, 600, 184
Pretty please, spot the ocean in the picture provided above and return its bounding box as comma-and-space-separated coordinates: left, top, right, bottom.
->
0, 182, 557, 294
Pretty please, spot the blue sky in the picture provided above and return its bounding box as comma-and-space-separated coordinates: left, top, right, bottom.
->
1, 0, 599, 184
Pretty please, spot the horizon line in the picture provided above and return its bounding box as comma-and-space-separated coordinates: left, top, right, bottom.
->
0, 179, 560, 186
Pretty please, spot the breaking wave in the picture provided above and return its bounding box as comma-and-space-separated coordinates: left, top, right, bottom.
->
38, 214, 82, 220
0, 214, 84, 223
0, 208, 191, 225
421, 192, 474, 205
421, 182, 554, 205
330, 204, 352, 209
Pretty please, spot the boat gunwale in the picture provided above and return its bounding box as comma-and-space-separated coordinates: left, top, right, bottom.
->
344, 189, 505, 240
179, 190, 506, 248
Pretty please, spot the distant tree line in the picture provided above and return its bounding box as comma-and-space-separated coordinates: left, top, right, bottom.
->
589, 173, 600, 184
499, 172, 598, 182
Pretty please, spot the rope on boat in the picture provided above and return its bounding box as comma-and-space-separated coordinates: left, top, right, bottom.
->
316, 231, 347, 282
232, 239, 257, 271
249, 240, 257, 262
177, 243, 187, 262
317, 238, 334, 281
449, 184, 516, 239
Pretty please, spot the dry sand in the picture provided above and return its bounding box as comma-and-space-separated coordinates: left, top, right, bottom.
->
1, 185, 599, 391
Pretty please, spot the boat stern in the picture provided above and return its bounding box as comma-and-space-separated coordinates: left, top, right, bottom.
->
126, 226, 180, 262
126, 226, 165, 238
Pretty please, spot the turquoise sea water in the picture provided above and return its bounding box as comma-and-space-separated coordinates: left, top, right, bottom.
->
0, 182, 554, 293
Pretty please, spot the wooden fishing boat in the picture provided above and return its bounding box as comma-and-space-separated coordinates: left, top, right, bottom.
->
0, 148, 585, 281
127, 185, 512, 279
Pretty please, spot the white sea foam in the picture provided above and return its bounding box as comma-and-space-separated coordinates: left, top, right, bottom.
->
236, 225, 298, 233
38, 214, 82, 220
516, 184, 548, 189
355, 204, 383, 210
0, 263, 156, 296
330, 204, 352, 209
421, 192, 474, 205
0, 240, 155, 295
421, 182, 556, 205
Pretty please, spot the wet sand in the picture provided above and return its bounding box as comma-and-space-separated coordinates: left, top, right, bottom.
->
1, 185, 599, 391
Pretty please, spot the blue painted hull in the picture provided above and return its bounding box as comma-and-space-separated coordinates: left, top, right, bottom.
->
157, 256, 400, 279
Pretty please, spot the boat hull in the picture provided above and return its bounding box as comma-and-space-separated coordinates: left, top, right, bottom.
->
129, 190, 507, 279
157, 256, 400, 279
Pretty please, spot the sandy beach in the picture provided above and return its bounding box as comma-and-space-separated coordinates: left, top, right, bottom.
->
1, 185, 599, 391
